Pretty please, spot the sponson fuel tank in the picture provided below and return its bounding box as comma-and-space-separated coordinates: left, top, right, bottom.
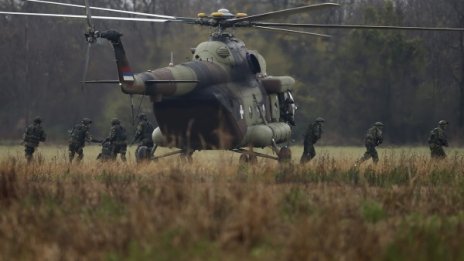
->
152, 122, 292, 149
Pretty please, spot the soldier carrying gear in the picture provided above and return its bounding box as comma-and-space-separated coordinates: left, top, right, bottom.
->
355, 122, 384, 166
133, 113, 154, 147
68, 117, 97, 163
300, 117, 325, 164
97, 138, 113, 161
428, 120, 448, 159
133, 113, 154, 161
109, 118, 127, 161
22, 116, 46, 163
278, 91, 297, 126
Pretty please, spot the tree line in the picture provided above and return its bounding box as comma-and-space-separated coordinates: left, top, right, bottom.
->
0, 0, 462, 145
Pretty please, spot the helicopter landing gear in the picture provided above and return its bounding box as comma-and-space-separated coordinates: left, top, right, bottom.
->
135, 145, 154, 163
239, 152, 258, 164
277, 146, 292, 163
179, 149, 194, 163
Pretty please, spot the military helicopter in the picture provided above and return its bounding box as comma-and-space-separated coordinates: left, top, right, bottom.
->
1, 0, 464, 163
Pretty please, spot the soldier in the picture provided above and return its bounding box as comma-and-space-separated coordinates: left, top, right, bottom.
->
355, 122, 384, 165
68, 118, 96, 163
109, 118, 127, 161
279, 91, 297, 126
133, 113, 154, 160
22, 117, 46, 162
97, 138, 113, 161
300, 117, 325, 164
428, 120, 448, 159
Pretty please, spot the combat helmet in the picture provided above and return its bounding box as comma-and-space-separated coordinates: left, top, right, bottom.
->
374, 122, 384, 127
111, 118, 120, 125
82, 118, 92, 125
438, 120, 448, 126
33, 117, 42, 124
315, 117, 325, 123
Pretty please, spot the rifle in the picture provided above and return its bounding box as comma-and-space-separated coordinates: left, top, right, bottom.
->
90, 138, 103, 143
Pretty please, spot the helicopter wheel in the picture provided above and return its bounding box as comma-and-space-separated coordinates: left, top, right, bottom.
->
239, 153, 258, 164
278, 147, 292, 163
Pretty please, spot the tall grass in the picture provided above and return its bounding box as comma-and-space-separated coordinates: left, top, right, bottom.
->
0, 146, 463, 260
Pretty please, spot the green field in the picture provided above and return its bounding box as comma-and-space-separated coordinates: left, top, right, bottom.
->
1, 145, 464, 260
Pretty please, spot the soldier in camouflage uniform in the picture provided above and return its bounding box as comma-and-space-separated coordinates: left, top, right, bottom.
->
109, 118, 127, 161
300, 117, 325, 164
22, 117, 46, 163
133, 113, 154, 160
428, 120, 448, 159
68, 118, 95, 163
356, 122, 384, 165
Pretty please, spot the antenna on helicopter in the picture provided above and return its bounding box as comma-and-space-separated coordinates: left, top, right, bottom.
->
129, 95, 135, 126
169, 51, 174, 67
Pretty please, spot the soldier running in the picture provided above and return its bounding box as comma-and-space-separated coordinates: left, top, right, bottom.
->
68, 118, 97, 163
133, 113, 154, 160
300, 117, 325, 164
355, 122, 384, 165
22, 117, 46, 163
109, 118, 127, 161
428, 120, 449, 159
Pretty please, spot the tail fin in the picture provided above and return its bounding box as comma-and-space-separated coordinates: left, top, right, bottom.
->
99, 30, 135, 84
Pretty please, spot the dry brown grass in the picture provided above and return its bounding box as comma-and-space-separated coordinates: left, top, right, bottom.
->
0, 145, 464, 260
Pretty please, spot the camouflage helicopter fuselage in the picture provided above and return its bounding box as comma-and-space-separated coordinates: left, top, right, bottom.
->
102, 30, 295, 151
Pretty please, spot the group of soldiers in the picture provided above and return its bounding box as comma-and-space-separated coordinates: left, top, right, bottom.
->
300, 118, 450, 165
23, 113, 450, 164
22, 113, 155, 163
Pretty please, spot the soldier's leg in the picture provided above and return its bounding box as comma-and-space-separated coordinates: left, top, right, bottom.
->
120, 144, 127, 162
438, 147, 446, 158
300, 143, 311, 164
431, 146, 446, 159
309, 145, 316, 160
429, 145, 435, 158
371, 147, 379, 164
111, 145, 118, 160
25, 146, 34, 162
68, 144, 75, 162
76, 147, 84, 162
300, 147, 310, 164
356, 144, 373, 165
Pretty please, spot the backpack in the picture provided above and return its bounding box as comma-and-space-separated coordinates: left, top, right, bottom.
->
117, 125, 127, 141
70, 124, 87, 143
428, 128, 438, 144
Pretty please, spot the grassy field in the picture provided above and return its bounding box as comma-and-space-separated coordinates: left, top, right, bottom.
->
1, 145, 464, 260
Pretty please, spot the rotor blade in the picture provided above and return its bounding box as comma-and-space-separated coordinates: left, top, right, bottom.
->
254, 25, 331, 38
82, 80, 200, 84
81, 42, 91, 91
26, 0, 177, 20
82, 80, 120, 84
145, 80, 199, 83
0, 11, 171, 22
253, 22, 464, 32
230, 3, 339, 22
83, 0, 92, 30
